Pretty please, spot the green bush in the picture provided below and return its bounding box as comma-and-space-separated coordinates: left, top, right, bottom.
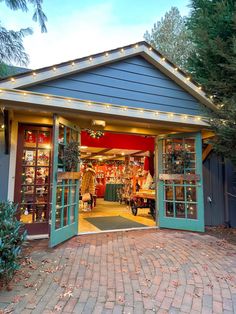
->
0, 202, 27, 283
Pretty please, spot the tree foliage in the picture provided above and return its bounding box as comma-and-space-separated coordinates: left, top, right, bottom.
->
187, 0, 236, 164
144, 7, 193, 69
0, 0, 47, 75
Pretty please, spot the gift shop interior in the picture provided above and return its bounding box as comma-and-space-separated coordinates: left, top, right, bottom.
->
79, 130, 156, 233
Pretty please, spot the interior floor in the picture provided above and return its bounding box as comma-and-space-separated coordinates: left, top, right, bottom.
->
78, 198, 156, 233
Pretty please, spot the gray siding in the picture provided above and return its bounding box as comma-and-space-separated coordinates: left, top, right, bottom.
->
226, 160, 236, 227
203, 153, 225, 226
203, 153, 236, 227
25, 56, 203, 115
0, 130, 9, 201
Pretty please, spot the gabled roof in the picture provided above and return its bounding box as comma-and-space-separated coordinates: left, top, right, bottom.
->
0, 41, 216, 111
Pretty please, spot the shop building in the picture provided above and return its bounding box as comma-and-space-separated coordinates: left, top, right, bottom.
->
0, 41, 233, 247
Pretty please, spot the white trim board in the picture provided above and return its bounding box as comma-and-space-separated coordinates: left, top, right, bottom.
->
0, 88, 209, 127
0, 41, 216, 112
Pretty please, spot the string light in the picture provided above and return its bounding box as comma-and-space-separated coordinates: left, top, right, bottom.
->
198, 86, 202, 90
105, 52, 109, 57
187, 77, 190, 81
120, 48, 124, 53
139, 109, 144, 113
11, 78, 15, 82
0, 89, 2, 93
89, 57, 93, 61
1, 124, 4, 129
135, 44, 139, 48
32, 72, 36, 76
149, 47, 152, 51
106, 104, 110, 109
68, 99, 71, 103
53, 67, 56, 71
174, 67, 178, 71
23, 92, 27, 96
183, 115, 188, 119
46, 96, 50, 99
71, 62, 75, 66
155, 111, 159, 116
161, 57, 166, 61
210, 95, 213, 99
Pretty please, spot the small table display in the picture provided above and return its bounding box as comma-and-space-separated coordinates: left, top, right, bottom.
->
130, 189, 156, 220
104, 183, 124, 202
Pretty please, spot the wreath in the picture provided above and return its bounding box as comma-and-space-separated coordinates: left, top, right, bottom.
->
62, 141, 80, 171
86, 129, 104, 139
165, 147, 192, 174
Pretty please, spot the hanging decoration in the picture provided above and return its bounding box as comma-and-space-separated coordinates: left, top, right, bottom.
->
86, 129, 104, 139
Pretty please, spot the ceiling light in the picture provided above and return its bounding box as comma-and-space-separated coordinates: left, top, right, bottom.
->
92, 120, 106, 127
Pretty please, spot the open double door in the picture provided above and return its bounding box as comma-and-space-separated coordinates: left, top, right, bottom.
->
49, 116, 204, 247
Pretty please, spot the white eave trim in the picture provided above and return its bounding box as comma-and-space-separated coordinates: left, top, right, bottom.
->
0, 88, 209, 127
0, 42, 217, 112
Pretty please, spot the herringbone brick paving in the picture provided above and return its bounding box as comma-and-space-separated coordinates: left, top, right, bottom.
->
1, 229, 236, 313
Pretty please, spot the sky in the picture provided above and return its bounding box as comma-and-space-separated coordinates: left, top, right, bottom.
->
0, 0, 191, 69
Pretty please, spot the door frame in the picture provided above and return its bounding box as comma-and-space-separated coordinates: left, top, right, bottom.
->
156, 132, 205, 232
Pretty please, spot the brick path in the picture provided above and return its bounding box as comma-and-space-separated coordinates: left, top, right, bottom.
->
1, 229, 236, 313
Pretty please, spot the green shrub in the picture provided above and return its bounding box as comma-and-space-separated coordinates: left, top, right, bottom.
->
0, 202, 27, 284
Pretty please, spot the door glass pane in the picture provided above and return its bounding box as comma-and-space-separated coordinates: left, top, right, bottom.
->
56, 186, 63, 206
63, 207, 68, 226
187, 204, 197, 219
176, 203, 185, 218
22, 167, 35, 185
35, 204, 46, 222
59, 125, 65, 144
55, 206, 62, 229
38, 131, 51, 148
175, 186, 184, 201
36, 167, 49, 185
186, 186, 196, 202
64, 187, 69, 205
23, 150, 36, 166
165, 202, 174, 217
37, 150, 50, 166
165, 185, 173, 200
70, 205, 75, 223
24, 130, 37, 147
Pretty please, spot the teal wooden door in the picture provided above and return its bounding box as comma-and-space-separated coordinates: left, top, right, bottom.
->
50, 115, 80, 247
157, 132, 204, 232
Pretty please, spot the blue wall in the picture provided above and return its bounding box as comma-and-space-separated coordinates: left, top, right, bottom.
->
0, 130, 9, 201
25, 56, 203, 115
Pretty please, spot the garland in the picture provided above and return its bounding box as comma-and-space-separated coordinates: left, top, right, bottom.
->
86, 129, 104, 139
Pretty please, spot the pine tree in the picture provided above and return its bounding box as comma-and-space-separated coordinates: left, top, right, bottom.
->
144, 7, 193, 69
187, 0, 236, 164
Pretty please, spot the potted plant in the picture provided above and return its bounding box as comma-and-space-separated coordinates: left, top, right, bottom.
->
57, 141, 81, 180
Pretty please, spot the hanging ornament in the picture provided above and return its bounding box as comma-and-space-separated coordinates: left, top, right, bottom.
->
24, 209, 29, 215
86, 129, 104, 139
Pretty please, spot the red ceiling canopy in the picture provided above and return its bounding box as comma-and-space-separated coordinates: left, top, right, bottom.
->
81, 131, 155, 151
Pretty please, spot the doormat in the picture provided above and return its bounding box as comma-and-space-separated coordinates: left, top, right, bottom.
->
84, 216, 147, 230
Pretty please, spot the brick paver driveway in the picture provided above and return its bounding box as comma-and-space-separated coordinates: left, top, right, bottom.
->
1, 229, 236, 313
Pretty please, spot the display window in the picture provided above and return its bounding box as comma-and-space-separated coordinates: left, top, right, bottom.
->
14, 124, 52, 235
